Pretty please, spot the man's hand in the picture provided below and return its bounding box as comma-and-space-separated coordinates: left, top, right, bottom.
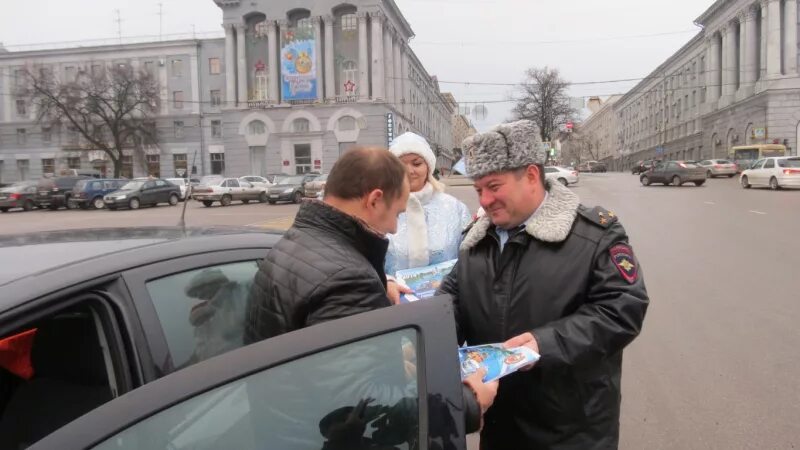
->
463, 368, 499, 413
387, 280, 414, 305
503, 332, 540, 371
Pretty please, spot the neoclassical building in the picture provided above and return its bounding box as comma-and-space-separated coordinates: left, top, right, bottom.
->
615, 0, 800, 170
0, 0, 455, 183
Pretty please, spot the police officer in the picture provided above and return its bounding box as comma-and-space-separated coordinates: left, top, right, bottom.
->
438, 120, 650, 450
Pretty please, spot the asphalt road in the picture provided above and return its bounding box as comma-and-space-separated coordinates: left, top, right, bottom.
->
2, 174, 799, 448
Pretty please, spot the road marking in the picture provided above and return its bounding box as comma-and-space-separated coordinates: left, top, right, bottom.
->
247, 216, 295, 230
704, 201, 716, 205
748, 210, 767, 215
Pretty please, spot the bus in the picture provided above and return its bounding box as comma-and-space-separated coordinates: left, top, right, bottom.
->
730, 144, 787, 173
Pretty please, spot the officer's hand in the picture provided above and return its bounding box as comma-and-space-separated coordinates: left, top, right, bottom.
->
387, 280, 414, 305
503, 332, 540, 371
463, 368, 499, 413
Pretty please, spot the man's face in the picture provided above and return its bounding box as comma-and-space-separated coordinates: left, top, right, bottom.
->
474, 166, 542, 229
366, 178, 410, 235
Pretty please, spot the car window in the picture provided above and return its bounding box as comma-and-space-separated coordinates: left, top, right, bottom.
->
102, 181, 116, 190
154, 180, 167, 187
90, 329, 418, 450
667, 162, 678, 169
544, 167, 557, 173
763, 159, 775, 169
228, 179, 240, 188
718, 160, 732, 164
778, 158, 800, 168
143, 181, 156, 190
145, 262, 258, 369
752, 160, 765, 170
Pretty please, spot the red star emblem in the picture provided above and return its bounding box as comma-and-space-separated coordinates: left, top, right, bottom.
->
344, 80, 356, 93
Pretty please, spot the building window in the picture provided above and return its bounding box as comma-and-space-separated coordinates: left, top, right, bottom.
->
209, 57, 221, 75
91, 64, 103, 77
341, 13, 357, 31
210, 90, 222, 107
17, 160, 29, 181
41, 158, 55, 175
16, 129, 26, 145
64, 66, 76, 81
14, 69, 25, 86
116, 155, 131, 179
67, 157, 81, 169
211, 120, 222, 138
294, 144, 312, 174
16, 99, 26, 116
254, 71, 268, 101
144, 61, 156, 77
173, 154, 188, 177
211, 153, 225, 175
173, 91, 184, 109
42, 127, 52, 143
174, 121, 184, 139
146, 154, 160, 177
248, 120, 266, 135
171, 59, 183, 77
338, 116, 356, 131
293, 118, 310, 133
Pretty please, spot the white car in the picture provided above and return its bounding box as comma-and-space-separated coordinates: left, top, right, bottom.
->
238, 176, 272, 189
166, 178, 190, 200
191, 177, 268, 206
740, 156, 800, 190
698, 159, 737, 178
544, 166, 579, 186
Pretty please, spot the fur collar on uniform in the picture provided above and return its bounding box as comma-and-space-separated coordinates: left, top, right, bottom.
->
460, 180, 580, 250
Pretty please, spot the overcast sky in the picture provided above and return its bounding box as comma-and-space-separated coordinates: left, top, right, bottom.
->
1, 0, 714, 130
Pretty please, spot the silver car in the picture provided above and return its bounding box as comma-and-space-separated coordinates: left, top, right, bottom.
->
698, 159, 737, 178
544, 167, 579, 186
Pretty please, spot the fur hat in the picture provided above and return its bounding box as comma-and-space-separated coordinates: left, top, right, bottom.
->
462, 120, 545, 179
389, 132, 437, 180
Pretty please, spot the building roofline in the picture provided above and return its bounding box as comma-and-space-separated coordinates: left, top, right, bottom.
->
383, 0, 415, 39
695, 0, 731, 26
0, 37, 223, 61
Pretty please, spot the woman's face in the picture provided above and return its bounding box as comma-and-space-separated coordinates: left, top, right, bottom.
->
399, 154, 429, 193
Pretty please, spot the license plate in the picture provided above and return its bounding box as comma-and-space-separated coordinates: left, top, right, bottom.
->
39, 191, 49, 196
269, 195, 279, 199
0, 196, 6, 201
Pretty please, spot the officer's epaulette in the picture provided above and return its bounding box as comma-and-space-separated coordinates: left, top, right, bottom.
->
577, 205, 618, 229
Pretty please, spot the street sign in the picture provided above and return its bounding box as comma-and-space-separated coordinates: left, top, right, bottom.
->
386, 113, 395, 147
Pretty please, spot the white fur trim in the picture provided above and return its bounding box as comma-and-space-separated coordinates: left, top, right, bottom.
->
406, 182, 434, 267
390, 132, 437, 180
460, 181, 579, 250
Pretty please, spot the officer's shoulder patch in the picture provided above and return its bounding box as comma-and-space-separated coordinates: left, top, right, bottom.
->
610, 244, 638, 284
578, 205, 618, 229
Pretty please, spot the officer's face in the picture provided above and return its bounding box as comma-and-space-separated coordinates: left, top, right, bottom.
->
474, 166, 543, 229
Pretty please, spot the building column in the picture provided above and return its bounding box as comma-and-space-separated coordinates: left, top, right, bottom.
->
267, 20, 280, 104
738, 15, 747, 92
236, 23, 248, 106
224, 23, 236, 107
729, 23, 740, 95
357, 12, 369, 100
393, 35, 403, 108
766, 0, 782, 77
313, 16, 324, 103
760, 0, 769, 80
370, 11, 385, 101
707, 34, 722, 102
384, 26, 395, 104
784, 0, 798, 74
744, 8, 760, 87
323, 15, 336, 101
401, 45, 409, 115
721, 26, 731, 97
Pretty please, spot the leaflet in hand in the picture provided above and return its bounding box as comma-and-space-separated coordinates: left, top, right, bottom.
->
395, 259, 457, 302
459, 344, 540, 383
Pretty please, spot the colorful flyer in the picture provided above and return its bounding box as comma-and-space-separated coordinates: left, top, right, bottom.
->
459, 344, 540, 383
395, 259, 457, 302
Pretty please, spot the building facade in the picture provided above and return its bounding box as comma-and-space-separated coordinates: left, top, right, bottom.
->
615, 0, 800, 171
0, 0, 455, 183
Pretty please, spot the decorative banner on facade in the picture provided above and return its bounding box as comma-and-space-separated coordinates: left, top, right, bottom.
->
281, 29, 317, 101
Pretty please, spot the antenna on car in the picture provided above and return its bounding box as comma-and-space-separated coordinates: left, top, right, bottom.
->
177, 150, 199, 234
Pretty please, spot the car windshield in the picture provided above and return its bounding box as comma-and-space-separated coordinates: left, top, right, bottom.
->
281, 176, 305, 185
120, 181, 144, 190
778, 158, 800, 168
74, 180, 90, 190
200, 176, 224, 186
717, 160, 732, 164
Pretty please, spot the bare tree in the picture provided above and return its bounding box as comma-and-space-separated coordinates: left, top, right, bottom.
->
25, 64, 160, 177
512, 67, 576, 142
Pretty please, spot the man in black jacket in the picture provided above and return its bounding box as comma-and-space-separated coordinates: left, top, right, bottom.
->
245, 147, 496, 440
439, 120, 650, 449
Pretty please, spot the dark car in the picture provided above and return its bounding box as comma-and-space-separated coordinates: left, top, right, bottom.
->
69, 179, 127, 210
632, 160, 655, 175
266, 174, 317, 204
0, 228, 465, 449
35, 176, 90, 210
103, 179, 181, 210
0, 182, 38, 212
640, 160, 706, 187
590, 161, 608, 173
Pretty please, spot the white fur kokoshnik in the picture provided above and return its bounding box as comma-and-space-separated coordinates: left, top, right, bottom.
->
462, 120, 546, 180
390, 132, 437, 180
460, 180, 580, 250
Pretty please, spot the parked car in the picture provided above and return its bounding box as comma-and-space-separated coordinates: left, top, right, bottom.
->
303, 173, 329, 197
0, 182, 38, 212
740, 156, 800, 190
104, 179, 181, 210
0, 227, 464, 449
640, 161, 706, 187
632, 160, 655, 175
165, 178, 190, 201
264, 173, 287, 184
590, 161, 608, 173
191, 177, 268, 207
35, 176, 90, 210
69, 179, 127, 210
544, 167, 579, 186
191, 175, 223, 188
698, 159, 737, 178
266, 175, 313, 204
57, 168, 104, 179
239, 176, 273, 190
